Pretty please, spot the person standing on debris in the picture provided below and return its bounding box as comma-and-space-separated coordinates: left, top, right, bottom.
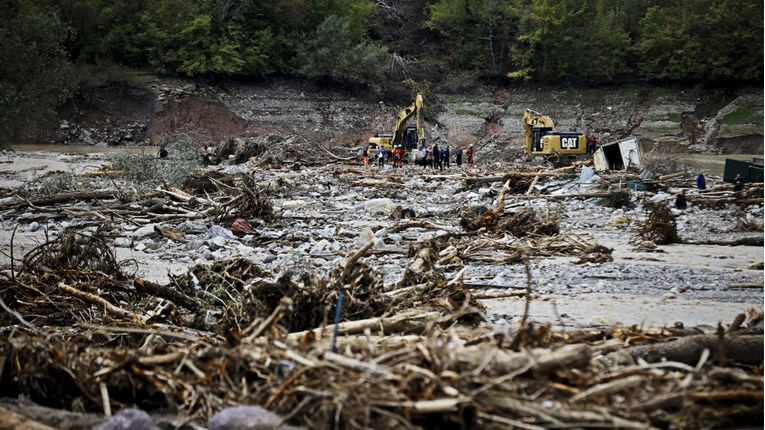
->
466, 144, 474, 167
733, 173, 744, 192
377, 146, 386, 168
455, 145, 463, 166
443, 145, 451, 169
362, 144, 370, 167
158, 146, 168, 159
696, 172, 706, 190
427, 147, 434, 168
420, 146, 428, 168
432, 143, 440, 170
675, 190, 688, 209
587, 133, 598, 154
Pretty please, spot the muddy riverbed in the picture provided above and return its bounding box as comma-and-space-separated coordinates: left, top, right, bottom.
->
1, 147, 762, 330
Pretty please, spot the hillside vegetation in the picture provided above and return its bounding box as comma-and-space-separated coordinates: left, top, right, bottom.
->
1, 0, 763, 148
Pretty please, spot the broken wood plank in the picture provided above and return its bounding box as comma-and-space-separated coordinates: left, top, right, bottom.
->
727, 283, 763, 289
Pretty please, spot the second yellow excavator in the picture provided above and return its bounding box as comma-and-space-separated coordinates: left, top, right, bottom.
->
369, 94, 426, 155
523, 109, 586, 163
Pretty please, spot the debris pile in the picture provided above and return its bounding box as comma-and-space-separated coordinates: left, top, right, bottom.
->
0, 149, 762, 429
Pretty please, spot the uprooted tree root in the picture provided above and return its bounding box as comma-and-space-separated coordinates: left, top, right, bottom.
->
182, 170, 237, 195
602, 189, 633, 209
638, 201, 680, 245
21, 227, 126, 279
460, 208, 559, 237
213, 173, 275, 223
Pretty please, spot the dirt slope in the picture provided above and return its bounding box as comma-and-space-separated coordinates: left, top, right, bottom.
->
37, 79, 763, 157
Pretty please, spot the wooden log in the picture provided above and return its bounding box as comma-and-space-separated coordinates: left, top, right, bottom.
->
512, 192, 611, 200
609, 334, 764, 365
728, 283, 763, 289
464, 171, 571, 187
525, 172, 541, 196
389, 220, 448, 233
659, 172, 686, 180
687, 390, 764, 403
322, 350, 397, 379
0, 190, 152, 211
59, 283, 145, 323
0, 406, 58, 430
455, 343, 591, 376
318, 144, 357, 161
569, 375, 644, 403
286, 310, 442, 341
313, 335, 423, 351
684, 237, 763, 246
133, 278, 200, 311
472, 291, 527, 299
496, 179, 511, 215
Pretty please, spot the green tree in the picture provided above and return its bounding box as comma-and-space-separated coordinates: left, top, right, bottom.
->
294, 15, 388, 86
0, 1, 76, 148
426, 0, 518, 78
637, 0, 763, 82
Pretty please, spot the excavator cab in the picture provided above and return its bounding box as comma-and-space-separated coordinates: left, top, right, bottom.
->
401, 126, 421, 150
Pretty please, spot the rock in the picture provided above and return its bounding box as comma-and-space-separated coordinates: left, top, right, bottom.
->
113, 238, 131, 248
207, 236, 228, 250
177, 220, 207, 234
588, 315, 621, 326
97, 408, 157, 430
604, 216, 630, 227
208, 406, 298, 430
208, 225, 236, 239
129, 225, 157, 239
364, 198, 395, 214
358, 227, 374, 245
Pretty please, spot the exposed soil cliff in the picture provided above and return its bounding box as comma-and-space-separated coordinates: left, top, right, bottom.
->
43, 78, 763, 157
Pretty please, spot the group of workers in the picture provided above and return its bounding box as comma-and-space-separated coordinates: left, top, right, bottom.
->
361, 143, 474, 169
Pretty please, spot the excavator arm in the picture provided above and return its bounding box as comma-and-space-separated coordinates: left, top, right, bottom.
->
523, 108, 555, 154
390, 93, 424, 148
368, 94, 426, 159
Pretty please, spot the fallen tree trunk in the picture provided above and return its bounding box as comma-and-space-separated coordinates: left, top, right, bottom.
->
0, 190, 153, 210
683, 237, 764, 246
464, 171, 571, 187
608, 334, 763, 365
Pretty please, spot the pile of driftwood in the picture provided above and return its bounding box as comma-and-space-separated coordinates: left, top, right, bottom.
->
0, 155, 762, 429
1, 231, 762, 429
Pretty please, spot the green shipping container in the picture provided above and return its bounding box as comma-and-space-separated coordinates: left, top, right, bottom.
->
724, 159, 764, 183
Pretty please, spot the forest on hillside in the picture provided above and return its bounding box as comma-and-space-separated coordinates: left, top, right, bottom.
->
1, 0, 763, 145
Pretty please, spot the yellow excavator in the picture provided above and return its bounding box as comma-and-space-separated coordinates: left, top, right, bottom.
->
523, 109, 586, 164
368, 94, 426, 156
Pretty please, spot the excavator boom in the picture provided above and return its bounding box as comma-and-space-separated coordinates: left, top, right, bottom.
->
369, 94, 426, 154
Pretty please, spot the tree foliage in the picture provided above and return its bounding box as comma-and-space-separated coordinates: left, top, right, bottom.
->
294, 15, 388, 85
6, 0, 763, 101
637, 0, 764, 82
0, 1, 76, 148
